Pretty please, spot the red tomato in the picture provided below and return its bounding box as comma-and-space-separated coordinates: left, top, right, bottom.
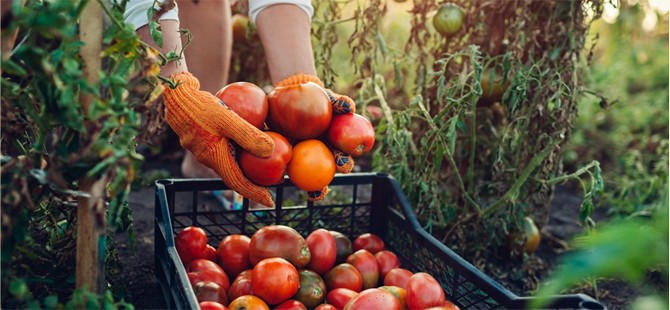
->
228, 295, 270, 310
188, 259, 225, 273
274, 299, 307, 310
405, 272, 446, 309
240, 131, 292, 186
251, 258, 300, 305
324, 263, 363, 292
287, 139, 336, 192
199, 301, 229, 310
227, 270, 254, 302
175, 226, 208, 265
249, 225, 311, 268
193, 281, 228, 306
425, 300, 461, 310
375, 250, 400, 278
306, 229, 337, 274
217, 234, 252, 279
378, 286, 407, 309
330, 231, 353, 264
188, 259, 230, 291
352, 233, 385, 254
204, 245, 217, 262
346, 250, 380, 289
343, 288, 400, 310
326, 113, 376, 157
383, 268, 413, 289
315, 304, 338, 310
267, 82, 333, 140
325, 288, 358, 310
215, 81, 269, 129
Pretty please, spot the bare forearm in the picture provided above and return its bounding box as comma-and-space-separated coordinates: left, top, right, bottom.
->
255, 4, 316, 83
137, 20, 188, 76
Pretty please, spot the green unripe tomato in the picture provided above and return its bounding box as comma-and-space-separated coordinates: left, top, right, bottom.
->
433, 3, 465, 36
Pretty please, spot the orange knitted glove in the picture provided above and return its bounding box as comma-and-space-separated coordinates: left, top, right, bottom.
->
163, 72, 276, 208
275, 74, 357, 202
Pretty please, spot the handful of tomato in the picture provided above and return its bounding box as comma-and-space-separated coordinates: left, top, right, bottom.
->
175, 225, 460, 310
215, 81, 376, 195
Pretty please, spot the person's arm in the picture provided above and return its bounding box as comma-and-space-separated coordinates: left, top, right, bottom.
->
254, 3, 317, 83
136, 19, 187, 76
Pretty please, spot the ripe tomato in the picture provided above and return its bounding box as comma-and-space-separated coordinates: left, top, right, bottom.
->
287, 139, 336, 191
293, 269, 327, 308
227, 270, 254, 302
204, 245, 217, 262
240, 131, 292, 186
193, 281, 228, 305
343, 288, 400, 310
352, 233, 385, 254
199, 301, 229, 310
215, 81, 268, 129
324, 263, 363, 292
383, 268, 413, 289
325, 288, 358, 310
346, 250, 380, 289
330, 231, 353, 264
249, 225, 311, 268
405, 272, 446, 309
326, 113, 376, 157
425, 300, 461, 310
175, 226, 208, 265
267, 82, 332, 140
432, 3, 465, 37
228, 295, 270, 310
274, 299, 307, 310
251, 258, 300, 305
315, 304, 338, 310
188, 259, 230, 290
306, 228, 337, 274
375, 250, 400, 278
217, 234, 251, 279
378, 286, 407, 309
523, 216, 541, 254
231, 14, 249, 42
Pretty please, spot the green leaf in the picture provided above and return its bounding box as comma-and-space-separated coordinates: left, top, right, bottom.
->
149, 20, 163, 47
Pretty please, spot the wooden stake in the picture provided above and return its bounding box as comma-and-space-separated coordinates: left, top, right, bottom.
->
76, 0, 104, 293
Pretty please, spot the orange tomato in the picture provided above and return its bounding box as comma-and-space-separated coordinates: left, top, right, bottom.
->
287, 139, 336, 191
228, 295, 270, 310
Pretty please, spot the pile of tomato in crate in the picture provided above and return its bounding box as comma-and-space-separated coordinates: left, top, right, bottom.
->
176, 224, 459, 310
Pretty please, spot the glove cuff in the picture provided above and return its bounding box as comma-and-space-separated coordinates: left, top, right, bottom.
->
274, 73, 324, 88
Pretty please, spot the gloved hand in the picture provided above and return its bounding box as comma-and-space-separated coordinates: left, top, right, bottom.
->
163, 72, 276, 208
274, 73, 357, 202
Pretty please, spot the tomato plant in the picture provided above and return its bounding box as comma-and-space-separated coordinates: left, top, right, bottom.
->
251, 258, 300, 305
215, 81, 269, 129
176, 226, 208, 265
193, 281, 228, 306
217, 234, 252, 279
249, 225, 311, 268
432, 3, 464, 37
228, 295, 270, 310
227, 270, 254, 302
287, 139, 336, 191
324, 263, 363, 292
343, 288, 401, 310
346, 250, 380, 289
267, 82, 332, 139
240, 131, 292, 186
383, 268, 413, 289
405, 272, 446, 309
306, 229, 337, 274
330, 231, 353, 264
352, 233, 385, 254
374, 250, 400, 278
478, 69, 511, 107
327, 113, 376, 157
293, 269, 327, 308
325, 288, 358, 310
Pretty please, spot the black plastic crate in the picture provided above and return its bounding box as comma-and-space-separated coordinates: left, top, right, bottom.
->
154, 172, 605, 310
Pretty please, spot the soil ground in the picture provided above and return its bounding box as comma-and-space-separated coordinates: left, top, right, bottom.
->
108, 152, 644, 310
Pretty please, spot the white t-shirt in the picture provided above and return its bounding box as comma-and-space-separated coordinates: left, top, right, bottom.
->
123, 0, 313, 30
